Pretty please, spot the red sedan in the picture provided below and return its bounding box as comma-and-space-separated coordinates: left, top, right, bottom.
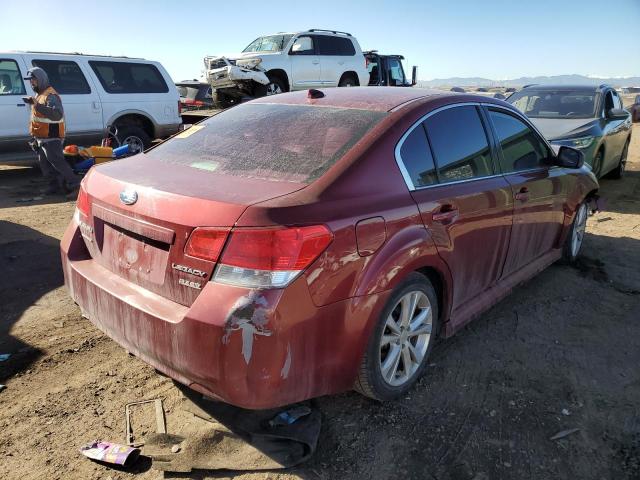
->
61, 87, 598, 408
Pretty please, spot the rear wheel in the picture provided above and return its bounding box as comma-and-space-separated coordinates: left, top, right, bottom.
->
608, 140, 629, 179
338, 74, 358, 87
562, 201, 588, 263
115, 125, 151, 154
355, 272, 438, 401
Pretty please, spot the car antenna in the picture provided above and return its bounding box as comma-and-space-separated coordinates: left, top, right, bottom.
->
307, 89, 325, 99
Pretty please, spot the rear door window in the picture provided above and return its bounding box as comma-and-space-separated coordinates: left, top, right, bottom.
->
316, 36, 356, 56
31, 59, 91, 94
488, 109, 551, 173
424, 105, 494, 183
0, 59, 26, 95
397, 124, 437, 188
89, 61, 168, 94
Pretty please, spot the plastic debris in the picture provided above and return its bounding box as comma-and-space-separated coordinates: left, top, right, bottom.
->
561, 408, 571, 416
0, 354, 11, 361
80, 441, 140, 466
550, 428, 580, 441
268, 406, 312, 427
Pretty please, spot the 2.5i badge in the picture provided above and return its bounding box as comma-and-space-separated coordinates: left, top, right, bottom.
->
178, 278, 202, 290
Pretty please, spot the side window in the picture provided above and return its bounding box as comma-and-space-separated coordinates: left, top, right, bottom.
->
317, 36, 356, 56
398, 125, 438, 188
290, 36, 315, 55
612, 92, 623, 110
603, 91, 614, 114
0, 59, 26, 95
387, 58, 405, 85
488, 109, 551, 173
424, 106, 493, 183
31, 60, 91, 94
89, 61, 169, 94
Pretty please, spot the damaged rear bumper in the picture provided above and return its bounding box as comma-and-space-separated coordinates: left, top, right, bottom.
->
60, 220, 387, 409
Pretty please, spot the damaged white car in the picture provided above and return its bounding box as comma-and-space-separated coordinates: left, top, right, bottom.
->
204, 29, 369, 107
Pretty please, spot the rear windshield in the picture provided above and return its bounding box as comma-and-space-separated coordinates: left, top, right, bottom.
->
146, 103, 386, 183
507, 89, 599, 119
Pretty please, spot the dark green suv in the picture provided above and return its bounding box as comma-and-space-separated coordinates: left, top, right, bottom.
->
507, 84, 632, 178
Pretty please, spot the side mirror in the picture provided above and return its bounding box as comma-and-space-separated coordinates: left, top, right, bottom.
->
411, 66, 417, 86
556, 146, 584, 169
606, 108, 629, 120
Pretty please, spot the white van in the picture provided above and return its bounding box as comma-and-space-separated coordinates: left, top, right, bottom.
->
0, 52, 181, 161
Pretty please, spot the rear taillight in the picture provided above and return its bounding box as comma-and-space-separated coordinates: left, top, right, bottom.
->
178, 100, 182, 115
213, 225, 333, 288
77, 184, 90, 217
185, 227, 230, 262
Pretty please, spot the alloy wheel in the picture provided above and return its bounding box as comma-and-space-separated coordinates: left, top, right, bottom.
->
571, 203, 588, 258
266, 83, 283, 96
123, 135, 145, 154
379, 290, 433, 387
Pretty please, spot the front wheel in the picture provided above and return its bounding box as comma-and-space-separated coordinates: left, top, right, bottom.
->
355, 272, 439, 401
562, 201, 588, 263
254, 75, 286, 98
591, 149, 604, 178
608, 140, 629, 180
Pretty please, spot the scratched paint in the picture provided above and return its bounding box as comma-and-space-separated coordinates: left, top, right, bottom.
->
280, 343, 292, 379
222, 293, 272, 364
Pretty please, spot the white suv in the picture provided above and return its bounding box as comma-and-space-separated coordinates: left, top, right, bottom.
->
204, 29, 369, 107
0, 52, 181, 161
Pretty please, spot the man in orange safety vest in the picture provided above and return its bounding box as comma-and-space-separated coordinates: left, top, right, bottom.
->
23, 67, 79, 197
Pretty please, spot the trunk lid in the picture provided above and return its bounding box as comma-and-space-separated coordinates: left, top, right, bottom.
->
81, 155, 306, 306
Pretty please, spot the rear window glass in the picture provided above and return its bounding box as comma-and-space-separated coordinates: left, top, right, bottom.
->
146, 103, 386, 183
89, 61, 168, 94
31, 60, 91, 94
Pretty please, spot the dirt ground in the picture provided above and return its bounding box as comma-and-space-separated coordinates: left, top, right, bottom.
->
1, 126, 639, 480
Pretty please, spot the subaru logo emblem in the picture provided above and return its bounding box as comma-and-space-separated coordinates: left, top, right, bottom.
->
120, 189, 138, 205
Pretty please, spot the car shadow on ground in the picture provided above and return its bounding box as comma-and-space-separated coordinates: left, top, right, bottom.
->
597, 170, 640, 216
0, 220, 63, 381
302, 232, 640, 480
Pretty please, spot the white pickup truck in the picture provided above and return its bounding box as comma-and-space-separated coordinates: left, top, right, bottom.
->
204, 29, 370, 108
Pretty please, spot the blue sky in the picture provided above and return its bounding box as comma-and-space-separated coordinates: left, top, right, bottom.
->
2, 0, 638, 82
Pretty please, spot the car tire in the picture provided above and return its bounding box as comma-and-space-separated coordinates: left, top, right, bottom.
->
562, 201, 588, 263
116, 125, 151, 154
254, 74, 286, 98
212, 89, 235, 109
355, 272, 439, 401
608, 139, 629, 180
338, 74, 358, 87
591, 148, 604, 178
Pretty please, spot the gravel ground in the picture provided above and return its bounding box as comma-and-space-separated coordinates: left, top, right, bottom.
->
0, 125, 639, 480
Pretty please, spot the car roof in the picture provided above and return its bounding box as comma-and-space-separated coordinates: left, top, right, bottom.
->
251, 87, 452, 112
522, 84, 607, 92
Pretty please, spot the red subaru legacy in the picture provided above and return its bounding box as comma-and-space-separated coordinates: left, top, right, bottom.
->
61, 87, 598, 409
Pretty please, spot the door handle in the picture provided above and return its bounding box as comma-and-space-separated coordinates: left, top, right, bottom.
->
514, 186, 529, 202
312, 60, 320, 65
16, 103, 25, 107
432, 205, 459, 222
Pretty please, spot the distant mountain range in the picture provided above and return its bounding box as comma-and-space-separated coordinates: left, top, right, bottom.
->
418, 74, 640, 88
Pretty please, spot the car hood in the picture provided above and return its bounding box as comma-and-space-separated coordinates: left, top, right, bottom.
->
529, 117, 598, 141
211, 51, 282, 61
